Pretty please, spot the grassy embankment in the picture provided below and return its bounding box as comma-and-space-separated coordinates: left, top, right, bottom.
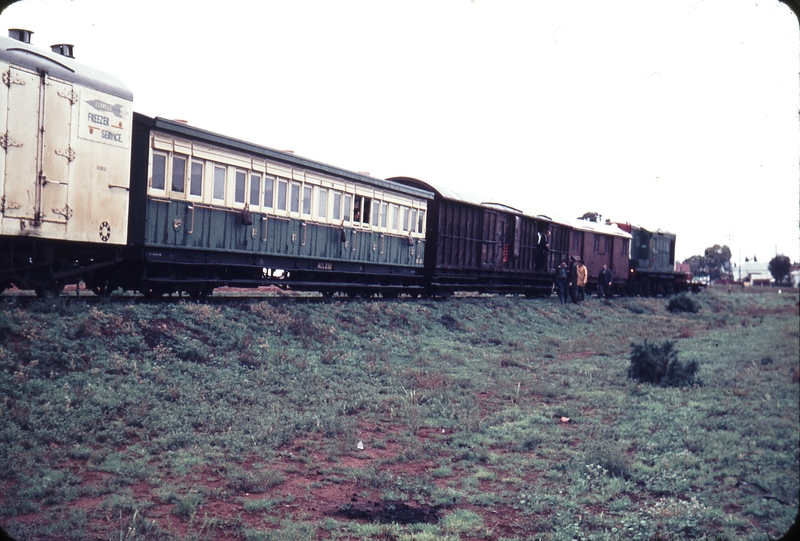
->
1, 287, 798, 541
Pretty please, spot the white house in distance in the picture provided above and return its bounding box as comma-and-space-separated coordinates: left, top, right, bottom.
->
737, 260, 772, 286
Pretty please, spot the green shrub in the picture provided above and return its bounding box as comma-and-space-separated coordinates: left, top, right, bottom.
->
667, 294, 700, 313
171, 492, 202, 517
627, 340, 701, 387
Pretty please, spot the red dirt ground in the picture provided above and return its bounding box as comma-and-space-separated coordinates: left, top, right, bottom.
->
2, 415, 570, 540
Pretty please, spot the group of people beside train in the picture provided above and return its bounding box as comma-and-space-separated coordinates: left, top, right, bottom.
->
554, 257, 613, 305
536, 229, 614, 304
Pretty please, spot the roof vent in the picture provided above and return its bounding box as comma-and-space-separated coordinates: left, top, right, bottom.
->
50, 44, 74, 58
8, 29, 33, 43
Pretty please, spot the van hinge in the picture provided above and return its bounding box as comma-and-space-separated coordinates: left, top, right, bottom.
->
2, 69, 25, 87
52, 204, 73, 221
55, 146, 76, 162
0, 133, 23, 149
57, 89, 79, 104
1, 196, 21, 214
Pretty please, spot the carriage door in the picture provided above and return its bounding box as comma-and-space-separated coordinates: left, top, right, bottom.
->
481, 210, 498, 268
481, 210, 507, 269
512, 215, 522, 266
2, 66, 71, 224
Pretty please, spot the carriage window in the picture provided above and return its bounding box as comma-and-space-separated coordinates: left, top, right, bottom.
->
250, 173, 261, 206
277, 179, 288, 211
371, 200, 379, 226
172, 156, 186, 194
318, 188, 328, 219
151, 153, 166, 191
418, 210, 425, 233
391, 205, 399, 231
234, 170, 246, 204
190, 161, 203, 197
381, 202, 388, 228
402, 207, 410, 232
410, 209, 417, 235
213, 165, 226, 200
263, 176, 274, 209
594, 236, 607, 255
302, 185, 312, 216
353, 197, 372, 224
290, 182, 300, 213
343, 194, 352, 223
333, 192, 342, 221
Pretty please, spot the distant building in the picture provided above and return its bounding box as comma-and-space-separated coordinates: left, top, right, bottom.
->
674, 262, 691, 273
745, 273, 773, 287
737, 261, 770, 285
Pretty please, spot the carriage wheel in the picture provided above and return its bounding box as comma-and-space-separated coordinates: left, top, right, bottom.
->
89, 283, 113, 297
35, 281, 64, 298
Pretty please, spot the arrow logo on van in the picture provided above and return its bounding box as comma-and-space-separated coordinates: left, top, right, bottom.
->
86, 99, 124, 118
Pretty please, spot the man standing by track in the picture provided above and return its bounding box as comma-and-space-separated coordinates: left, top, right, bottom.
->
576, 259, 588, 301
568, 256, 579, 304
598, 264, 613, 299
555, 261, 569, 305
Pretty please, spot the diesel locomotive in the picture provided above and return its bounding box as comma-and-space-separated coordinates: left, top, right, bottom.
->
0, 30, 695, 298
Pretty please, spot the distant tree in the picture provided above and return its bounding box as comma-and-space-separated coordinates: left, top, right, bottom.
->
768, 254, 791, 283
683, 254, 709, 278
684, 244, 732, 280
578, 212, 602, 222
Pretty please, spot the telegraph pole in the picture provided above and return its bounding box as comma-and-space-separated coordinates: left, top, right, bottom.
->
724, 229, 737, 280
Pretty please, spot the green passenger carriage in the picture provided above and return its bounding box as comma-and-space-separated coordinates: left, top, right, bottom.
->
118, 114, 432, 298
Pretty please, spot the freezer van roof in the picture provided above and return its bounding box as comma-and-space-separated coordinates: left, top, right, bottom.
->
0, 35, 132, 101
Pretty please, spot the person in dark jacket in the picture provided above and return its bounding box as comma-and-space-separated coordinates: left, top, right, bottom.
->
555, 261, 569, 305
536, 230, 550, 271
568, 256, 579, 304
598, 264, 613, 298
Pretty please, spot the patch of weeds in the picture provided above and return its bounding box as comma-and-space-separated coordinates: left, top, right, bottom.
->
624, 303, 647, 314
429, 486, 464, 507
471, 466, 496, 481
518, 432, 544, 451
608, 494, 632, 511
580, 439, 632, 480
440, 508, 484, 536
241, 495, 293, 513
225, 466, 285, 493
468, 491, 501, 506
628, 340, 702, 387
154, 487, 180, 504
667, 293, 701, 313
431, 465, 454, 478
245, 518, 317, 540
171, 491, 202, 518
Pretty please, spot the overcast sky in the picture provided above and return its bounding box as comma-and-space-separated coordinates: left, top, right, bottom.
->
2, 0, 798, 264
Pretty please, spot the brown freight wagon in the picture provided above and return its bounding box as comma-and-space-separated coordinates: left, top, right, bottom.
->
568, 219, 632, 296
391, 177, 570, 297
